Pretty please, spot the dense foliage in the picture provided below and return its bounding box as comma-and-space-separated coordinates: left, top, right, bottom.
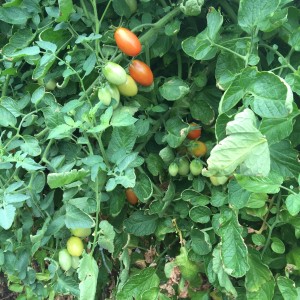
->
0, 0, 300, 299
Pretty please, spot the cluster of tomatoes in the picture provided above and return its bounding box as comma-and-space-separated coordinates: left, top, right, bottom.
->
168, 123, 207, 178
98, 28, 154, 107
58, 228, 91, 272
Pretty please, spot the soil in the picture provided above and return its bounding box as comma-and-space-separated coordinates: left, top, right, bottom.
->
0, 272, 17, 300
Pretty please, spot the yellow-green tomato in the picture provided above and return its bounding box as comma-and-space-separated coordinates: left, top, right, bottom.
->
98, 85, 111, 106
102, 62, 127, 85
58, 249, 72, 271
67, 236, 84, 257
178, 158, 190, 176
106, 83, 120, 109
210, 175, 228, 186
70, 228, 92, 238
71, 256, 80, 269
117, 75, 138, 97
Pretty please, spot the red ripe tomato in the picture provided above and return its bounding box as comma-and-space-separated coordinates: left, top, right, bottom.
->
129, 60, 154, 86
187, 123, 201, 140
126, 188, 138, 205
114, 27, 142, 57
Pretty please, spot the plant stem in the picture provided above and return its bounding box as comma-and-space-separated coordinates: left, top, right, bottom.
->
1, 74, 11, 97
94, 133, 110, 168
219, 0, 238, 23
91, 175, 101, 254
259, 43, 296, 72
261, 193, 281, 257
211, 41, 246, 60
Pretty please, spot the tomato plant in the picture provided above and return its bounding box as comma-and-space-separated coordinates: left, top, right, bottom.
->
1, 0, 300, 299
67, 237, 84, 257
114, 27, 142, 57
187, 122, 201, 140
125, 188, 138, 205
117, 74, 138, 96
128, 60, 154, 86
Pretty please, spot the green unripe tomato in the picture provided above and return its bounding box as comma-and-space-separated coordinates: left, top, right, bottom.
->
125, 0, 137, 14
98, 85, 112, 106
178, 157, 190, 176
102, 62, 127, 85
58, 249, 72, 271
106, 83, 120, 109
67, 236, 84, 257
45, 79, 57, 91
70, 228, 92, 238
210, 175, 228, 186
71, 256, 80, 269
117, 75, 138, 97
189, 159, 203, 176
168, 162, 179, 176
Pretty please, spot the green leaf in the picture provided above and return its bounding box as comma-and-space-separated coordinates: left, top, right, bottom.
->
271, 237, 285, 254
235, 172, 283, 194
83, 53, 96, 77
190, 229, 212, 255
238, 0, 281, 34
252, 234, 266, 246
124, 211, 158, 236
0, 204, 16, 230
215, 208, 249, 278
286, 194, 300, 216
175, 247, 200, 282
212, 246, 237, 297
0, 7, 29, 25
133, 174, 153, 203
65, 204, 95, 229
260, 117, 294, 145
181, 8, 223, 60
277, 276, 297, 300
117, 268, 160, 300
190, 93, 215, 125
111, 107, 138, 127
55, 274, 80, 297
78, 254, 98, 300
189, 206, 211, 223
20, 136, 41, 157
159, 78, 189, 101
47, 169, 88, 189
228, 180, 251, 209
219, 68, 293, 118
246, 193, 268, 208
163, 116, 187, 148
145, 154, 164, 177
181, 189, 210, 206
0, 105, 17, 127
98, 220, 115, 254
202, 109, 270, 177
57, 0, 74, 22
215, 51, 245, 90
245, 249, 275, 299
112, 0, 132, 19
32, 53, 56, 80
270, 140, 300, 179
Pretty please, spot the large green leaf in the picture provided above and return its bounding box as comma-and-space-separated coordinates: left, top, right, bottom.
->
202, 109, 270, 177
238, 0, 281, 33
47, 169, 88, 188
235, 172, 283, 194
245, 249, 275, 299
219, 68, 294, 118
124, 211, 158, 236
277, 276, 297, 300
214, 208, 249, 278
78, 254, 99, 300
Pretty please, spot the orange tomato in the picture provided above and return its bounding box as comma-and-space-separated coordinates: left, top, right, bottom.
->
188, 141, 207, 157
126, 188, 139, 205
